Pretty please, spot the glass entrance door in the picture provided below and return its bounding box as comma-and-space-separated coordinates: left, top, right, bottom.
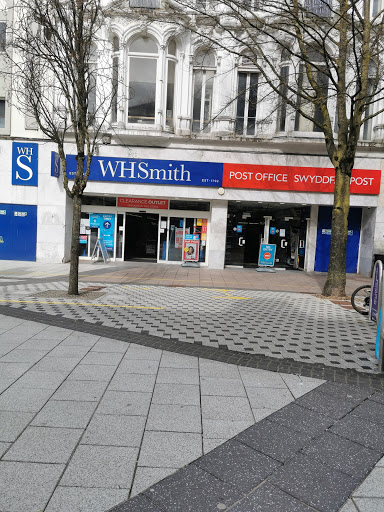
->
124, 212, 159, 261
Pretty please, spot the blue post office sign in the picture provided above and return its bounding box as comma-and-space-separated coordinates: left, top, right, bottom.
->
12, 142, 38, 186
258, 244, 277, 267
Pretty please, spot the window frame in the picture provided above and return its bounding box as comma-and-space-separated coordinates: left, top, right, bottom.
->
192, 50, 216, 133
235, 56, 259, 136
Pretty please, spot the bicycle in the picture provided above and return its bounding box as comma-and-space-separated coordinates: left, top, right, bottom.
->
351, 284, 371, 316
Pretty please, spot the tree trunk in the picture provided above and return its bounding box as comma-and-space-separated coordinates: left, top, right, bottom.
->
322, 168, 351, 297
68, 194, 82, 295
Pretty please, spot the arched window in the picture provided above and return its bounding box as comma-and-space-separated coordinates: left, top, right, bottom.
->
128, 35, 158, 124
166, 39, 177, 130
192, 49, 216, 133
235, 53, 258, 135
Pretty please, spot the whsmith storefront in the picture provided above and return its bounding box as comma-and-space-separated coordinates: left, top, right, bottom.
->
0, 140, 381, 274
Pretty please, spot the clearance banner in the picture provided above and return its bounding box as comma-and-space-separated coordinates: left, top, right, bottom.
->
222, 164, 381, 195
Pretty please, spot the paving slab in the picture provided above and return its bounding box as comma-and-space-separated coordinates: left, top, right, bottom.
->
0, 461, 65, 512
60, 445, 138, 489
45, 487, 129, 512
269, 454, 357, 512
31, 400, 97, 428
12, 370, 68, 390
142, 464, 241, 512
0, 410, 35, 441
229, 482, 316, 512
67, 363, 118, 381
146, 403, 201, 433
3, 426, 83, 463
130, 467, 177, 497
236, 419, 313, 462
97, 390, 152, 416
194, 439, 281, 492
138, 431, 202, 468
82, 414, 146, 447
52, 379, 108, 401
151, 383, 200, 406
0, 386, 53, 412
303, 431, 381, 481
109, 373, 157, 392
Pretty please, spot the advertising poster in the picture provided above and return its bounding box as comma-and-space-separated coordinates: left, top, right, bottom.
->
90, 213, 115, 250
258, 244, 276, 267
183, 239, 199, 262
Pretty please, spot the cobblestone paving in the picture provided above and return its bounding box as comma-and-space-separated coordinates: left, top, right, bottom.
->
0, 281, 377, 373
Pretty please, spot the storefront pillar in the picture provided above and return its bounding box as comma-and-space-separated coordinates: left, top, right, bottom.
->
209, 200, 228, 269
304, 205, 318, 272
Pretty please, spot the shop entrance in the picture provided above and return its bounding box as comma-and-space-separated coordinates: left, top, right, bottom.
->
226, 203, 309, 269
124, 212, 159, 261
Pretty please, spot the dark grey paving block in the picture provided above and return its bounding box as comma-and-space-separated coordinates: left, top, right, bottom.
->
270, 454, 357, 512
268, 403, 333, 436
303, 431, 381, 480
143, 464, 241, 512
350, 400, 384, 426
330, 415, 384, 452
229, 482, 315, 511
108, 494, 162, 512
370, 390, 384, 405
194, 439, 280, 492
316, 382, 373, 403
295, 389, 356, 420
236, 419, 313, 463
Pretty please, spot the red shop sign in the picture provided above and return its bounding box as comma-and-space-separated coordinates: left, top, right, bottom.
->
222, 164, 381, 195
118, 197, 169, 209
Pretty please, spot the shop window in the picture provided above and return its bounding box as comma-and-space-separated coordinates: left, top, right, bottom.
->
294, 49, 329, 133
128, 36, 158, 124
82, 195, 116, 206
235, 54, 258, 136
170, 200, 210, 211
192, 49, 216, 133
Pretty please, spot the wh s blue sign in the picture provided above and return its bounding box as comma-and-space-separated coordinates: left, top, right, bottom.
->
66, 155, 223, 188
12, 142, 38, 187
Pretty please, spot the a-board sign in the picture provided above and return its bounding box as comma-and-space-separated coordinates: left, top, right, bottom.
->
258, 244, 276, 267
91, 238, 110, 263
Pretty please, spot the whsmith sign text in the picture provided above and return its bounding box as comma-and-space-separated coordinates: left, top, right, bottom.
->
65, 155, 381, 194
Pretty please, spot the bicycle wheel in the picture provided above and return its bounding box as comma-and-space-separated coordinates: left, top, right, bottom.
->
351, 285, 371, 315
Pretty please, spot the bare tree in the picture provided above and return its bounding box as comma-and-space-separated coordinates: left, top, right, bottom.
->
162, 0, 384, 296
9, 0, 115, 294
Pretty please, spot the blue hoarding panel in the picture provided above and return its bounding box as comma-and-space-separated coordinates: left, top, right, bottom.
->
0, 204, 37, 261
12, 142, 38, 186
314, 206, 361, 273
66, 155, 223, 187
